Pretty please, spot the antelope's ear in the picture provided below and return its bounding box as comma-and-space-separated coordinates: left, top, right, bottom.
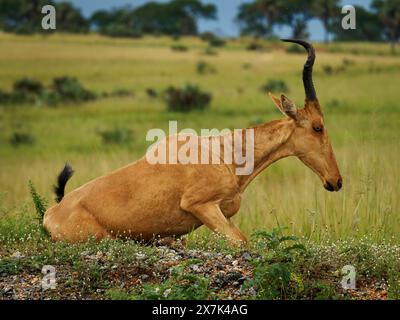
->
269, 93, 298, 121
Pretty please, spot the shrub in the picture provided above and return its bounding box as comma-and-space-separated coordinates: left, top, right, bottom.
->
327, 99, 340, 108
203, 47, 218, 56
260, 79, 289, 93
200, 32, 225, 47
242, 63, 252, 70
109, 89, 134, 98
196, 61, 216, 75
200, 32, 216, 42
0, 90, 28, 105
52, 77, 96, 102
322, 65, 334, 75
0, 77, 97, 107
171, 44, 188, 52
165, 84, 211, 112
286, 44, 304, 54
9, 132, 35, 147
247, 42, 264, 51
146, 88, 158, 98
38, 89, 62, 106
97, 128, 133, 145
13, 78, 43, 95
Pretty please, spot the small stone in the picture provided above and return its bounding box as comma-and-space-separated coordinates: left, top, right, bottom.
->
191, 264, 201, 272
242, 252, 252, 261
136, 253, 146, 260
11, 251, 24, 259
163, 288, 172, 298
140, 274, 149, 280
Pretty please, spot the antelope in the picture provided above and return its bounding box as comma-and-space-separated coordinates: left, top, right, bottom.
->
43, 39, 342, 244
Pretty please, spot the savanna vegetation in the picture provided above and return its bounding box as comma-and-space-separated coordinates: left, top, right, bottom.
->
0, 33, 399, 300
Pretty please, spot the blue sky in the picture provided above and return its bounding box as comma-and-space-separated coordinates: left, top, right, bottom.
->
58, 0, 372, 40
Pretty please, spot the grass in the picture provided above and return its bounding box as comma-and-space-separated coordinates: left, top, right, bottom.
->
0, 33, 399, 299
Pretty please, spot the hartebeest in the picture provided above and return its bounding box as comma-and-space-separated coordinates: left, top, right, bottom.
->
43, 39, 342, 244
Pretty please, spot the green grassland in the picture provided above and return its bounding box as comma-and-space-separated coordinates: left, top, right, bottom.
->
0, 33, 399, 300
1, 33, 399, 242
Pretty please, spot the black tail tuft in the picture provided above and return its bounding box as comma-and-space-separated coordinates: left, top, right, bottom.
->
54, 163, 74, 203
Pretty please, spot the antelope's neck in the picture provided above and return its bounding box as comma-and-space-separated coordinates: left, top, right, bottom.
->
236, 118, 296, 192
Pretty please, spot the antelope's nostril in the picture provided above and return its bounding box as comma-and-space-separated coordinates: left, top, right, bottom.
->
337, 177, 343, 190
324, 181, 335, 192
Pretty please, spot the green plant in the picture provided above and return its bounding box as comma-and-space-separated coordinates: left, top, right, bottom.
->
260, 79, 289, 93
9, 132, 35, 146
203, 47, 218, 56
244, 227, 306, 300
52, 76, 96, 102
171, 44, 188, 52
196, 61, 216, 75
286, 44, 304, 54
13, 78, 43, 95
131, 260, 210, 300
165, 84, 211, 112
97, 128, 133, 145
28, 180, 49, 238
388, 266, 400, 299
28, 181, 48, 223
247, 42, 264, 51
109, 89, 134, 98
200, 32, 225, 47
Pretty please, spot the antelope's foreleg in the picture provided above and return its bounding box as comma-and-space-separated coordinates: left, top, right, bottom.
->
183, 203, 248, 245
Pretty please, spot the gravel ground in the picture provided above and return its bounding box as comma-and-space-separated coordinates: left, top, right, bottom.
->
0, 244, 391, 300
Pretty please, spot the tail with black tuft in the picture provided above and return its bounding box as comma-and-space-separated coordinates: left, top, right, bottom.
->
54, 163, 74, 203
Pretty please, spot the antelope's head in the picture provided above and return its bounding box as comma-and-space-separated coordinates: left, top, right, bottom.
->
270, 39, 342, 192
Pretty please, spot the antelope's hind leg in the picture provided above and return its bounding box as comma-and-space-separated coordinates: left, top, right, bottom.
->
45, 206, 112, 242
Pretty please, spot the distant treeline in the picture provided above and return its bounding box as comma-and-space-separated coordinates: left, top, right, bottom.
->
0, 0, 399, 48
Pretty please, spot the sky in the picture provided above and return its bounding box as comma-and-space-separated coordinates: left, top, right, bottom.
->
57, 0, 372, 41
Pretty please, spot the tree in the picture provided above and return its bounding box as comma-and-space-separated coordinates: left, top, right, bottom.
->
236, 0, 313, 39
311, 0, 341, 43
0, 0, 88, 34
372, 0, 400, 53
284, 0, 314, 39
333, 5, 384, 41
236, 2, 270, 37
90, 0, 216, 38
55, 2, 89, 33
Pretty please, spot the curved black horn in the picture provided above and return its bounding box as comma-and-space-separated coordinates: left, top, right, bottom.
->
281, 39, 317, 101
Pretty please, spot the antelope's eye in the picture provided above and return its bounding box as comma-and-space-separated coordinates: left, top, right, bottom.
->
313, 125, 323, 133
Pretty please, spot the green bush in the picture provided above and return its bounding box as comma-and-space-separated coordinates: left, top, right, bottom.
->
146, 88, 158, 98
52, 77, 96, 102
165, 84, 211, 112
13, 78, 43, 95
286, 44, 304, 54
108, 89, 134, 98
196, 61, 216, 75
171, 44, 188, 52
9, 132, 35, 147
0, 77, 98, 107
203, 47, 218, 56
97, 128, 133, 145
247, 42, 264, 51
200, 32, 225, 47
260, 79, 289, 93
